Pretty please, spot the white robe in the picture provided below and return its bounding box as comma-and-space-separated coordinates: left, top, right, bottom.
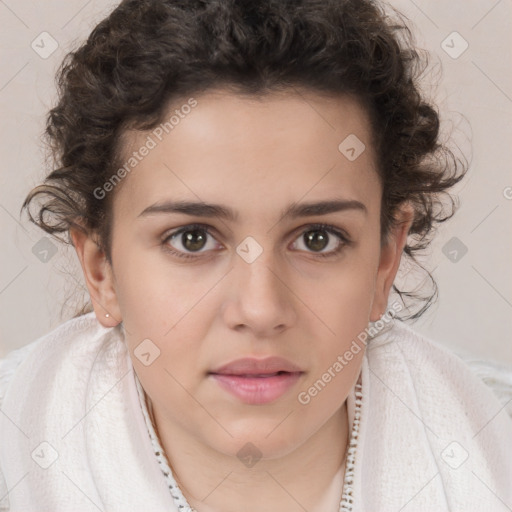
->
0, 312, 511, 511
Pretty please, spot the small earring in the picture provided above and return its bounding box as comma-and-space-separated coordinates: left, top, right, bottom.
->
105, 313, 110, 318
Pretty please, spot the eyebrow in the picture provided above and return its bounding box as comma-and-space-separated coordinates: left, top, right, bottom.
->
137, 198, 367, 221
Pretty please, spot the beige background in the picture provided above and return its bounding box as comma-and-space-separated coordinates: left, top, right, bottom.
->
1, 0, 511, 363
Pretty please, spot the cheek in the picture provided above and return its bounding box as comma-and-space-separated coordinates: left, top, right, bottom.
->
295, 269, 372, 415
115, 258, 213, 370
301, 252, 378, 330
125, 315, 207, 422
113, 243, 218, 331
307, 281, 372, 378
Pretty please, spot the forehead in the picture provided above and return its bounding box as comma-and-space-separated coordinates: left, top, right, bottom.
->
114, 88, 380, 221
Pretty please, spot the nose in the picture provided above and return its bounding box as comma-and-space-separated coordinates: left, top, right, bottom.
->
222, 246, 297, 338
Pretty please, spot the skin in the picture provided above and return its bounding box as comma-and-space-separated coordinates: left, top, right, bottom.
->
71, 88, 413, 512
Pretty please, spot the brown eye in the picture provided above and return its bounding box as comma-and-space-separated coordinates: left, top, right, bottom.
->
162, 224, 220, 258
290, 224, 350, 258
180, 229, 207, 251
303, 229, 329, 252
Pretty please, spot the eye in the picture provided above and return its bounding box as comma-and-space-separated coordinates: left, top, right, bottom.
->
290, 223, 351, 258
161, 222, 352, 260
161, 223, 220, 259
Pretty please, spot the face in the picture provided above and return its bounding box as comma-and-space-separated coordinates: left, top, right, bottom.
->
72, 88, 412, 460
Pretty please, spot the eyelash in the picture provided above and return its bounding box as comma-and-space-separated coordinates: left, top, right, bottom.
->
161, 222, 352, 260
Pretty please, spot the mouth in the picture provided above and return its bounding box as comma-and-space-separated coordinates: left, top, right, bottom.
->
208, 371, 304, 404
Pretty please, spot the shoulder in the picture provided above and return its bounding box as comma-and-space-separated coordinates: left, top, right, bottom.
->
0, 341, 40, 408
367, 319, 512, 418
0, 312, 101, 409
454, 352, 512, 418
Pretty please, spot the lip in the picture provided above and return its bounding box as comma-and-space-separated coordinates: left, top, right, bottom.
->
209, 356, 303, 376
209, 372, 303, 405
208, 356, 305, 405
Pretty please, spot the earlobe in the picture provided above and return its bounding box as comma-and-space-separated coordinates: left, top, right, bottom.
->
70, 227, 122, 327
369, 203, 414, 322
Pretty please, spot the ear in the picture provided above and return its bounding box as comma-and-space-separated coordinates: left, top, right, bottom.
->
369, 203, 414, 322
70, 226, 122, 327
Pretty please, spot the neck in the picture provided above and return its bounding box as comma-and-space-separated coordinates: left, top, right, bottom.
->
152, 402, 349, 512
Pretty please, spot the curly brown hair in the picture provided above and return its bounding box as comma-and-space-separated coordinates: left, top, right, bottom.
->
21, 0, 468, 321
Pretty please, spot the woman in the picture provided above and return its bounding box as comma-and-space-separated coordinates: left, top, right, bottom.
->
1, 0, 511, 511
